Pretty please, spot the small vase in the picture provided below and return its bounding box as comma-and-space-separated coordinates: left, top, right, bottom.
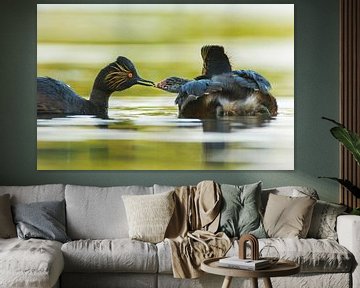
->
259, 245, 280, 264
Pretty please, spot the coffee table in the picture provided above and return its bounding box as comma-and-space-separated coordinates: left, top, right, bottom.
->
201, 257, 300, 288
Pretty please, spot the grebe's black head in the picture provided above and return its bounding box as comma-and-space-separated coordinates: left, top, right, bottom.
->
156, 76, 190, 93
94, 56, 154, 93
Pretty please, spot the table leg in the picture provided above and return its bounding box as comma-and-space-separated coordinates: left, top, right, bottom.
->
251, 278, 258, 288
222, 276, 233, 288
263, 277, 273, 288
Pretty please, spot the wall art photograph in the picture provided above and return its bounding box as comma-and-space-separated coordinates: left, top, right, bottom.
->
37, 4, 294, 170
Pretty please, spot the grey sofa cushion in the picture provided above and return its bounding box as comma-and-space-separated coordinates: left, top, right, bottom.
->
153, 184, 176, 194
307, 200, 347, 240
0, 238, 64, 288
12, 200, 70, 243
65, 185, 154, 239
0, 184, 65, 204
62, 239, 158, 273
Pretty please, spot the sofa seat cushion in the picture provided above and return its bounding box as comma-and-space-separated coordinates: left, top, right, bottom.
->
156, 240, 173, 274
261, 238, 353, 272
157, 238, 353, 274
0, 238, 64, 288
229, 238, 354, 273
62, 239, 158, 273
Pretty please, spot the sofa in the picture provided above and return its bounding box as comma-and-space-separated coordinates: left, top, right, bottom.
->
0, 183, 359, 288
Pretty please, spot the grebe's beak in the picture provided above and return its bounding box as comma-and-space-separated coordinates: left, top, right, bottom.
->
136, 77, 155, 87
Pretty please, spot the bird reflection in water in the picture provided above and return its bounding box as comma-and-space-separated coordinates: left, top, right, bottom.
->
201, 115, 271, 166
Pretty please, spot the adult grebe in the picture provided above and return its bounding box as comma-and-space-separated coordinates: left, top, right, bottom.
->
37, 56, 154, 118
157, 45, 277, 119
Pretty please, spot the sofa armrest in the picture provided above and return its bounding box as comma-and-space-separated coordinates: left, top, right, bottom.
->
337, 215, 360, 288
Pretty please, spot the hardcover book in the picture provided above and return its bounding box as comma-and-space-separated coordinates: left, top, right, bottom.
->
218, 257, 271, 270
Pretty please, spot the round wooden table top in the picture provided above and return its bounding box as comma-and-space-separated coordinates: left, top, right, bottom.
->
201, 257, 300, 278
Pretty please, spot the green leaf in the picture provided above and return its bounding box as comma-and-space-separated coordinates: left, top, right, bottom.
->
322, 117, 360, 165
351, 208, 360, 215
319, 177, 360, 198
330, 126, 360, 165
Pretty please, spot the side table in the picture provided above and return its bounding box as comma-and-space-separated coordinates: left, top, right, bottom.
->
201, 257, 300, 288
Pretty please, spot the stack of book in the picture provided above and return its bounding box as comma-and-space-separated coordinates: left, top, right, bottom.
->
218, 257, 271, 270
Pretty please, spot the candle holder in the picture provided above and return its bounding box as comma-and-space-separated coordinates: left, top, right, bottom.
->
238, 234, 259, 260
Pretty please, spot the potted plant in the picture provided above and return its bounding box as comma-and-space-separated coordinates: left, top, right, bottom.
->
320, 117, 360, 215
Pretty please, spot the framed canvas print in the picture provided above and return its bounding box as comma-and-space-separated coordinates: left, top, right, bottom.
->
37, 4, 294, 170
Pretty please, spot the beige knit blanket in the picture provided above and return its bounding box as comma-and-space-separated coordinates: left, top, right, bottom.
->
165, 180, 231, 278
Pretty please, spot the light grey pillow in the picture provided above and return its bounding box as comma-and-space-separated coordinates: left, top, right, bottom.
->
122, 190, 175, 243
307, 200, 347, 240
12, 200, 70, 243
0, 194, 16, 238
218, 182, 266, 239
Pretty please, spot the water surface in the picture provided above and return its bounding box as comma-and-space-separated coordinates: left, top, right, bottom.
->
37, 97, 293, 170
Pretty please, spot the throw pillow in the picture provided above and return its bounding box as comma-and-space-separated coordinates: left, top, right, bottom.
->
122, 190, 175, 243
12, 200, 70, 243
261, 186, 319, 214
307, 200, 347, 240
218, 182, 267, 238
0, 194, 16, 238
263, 193, 316, 238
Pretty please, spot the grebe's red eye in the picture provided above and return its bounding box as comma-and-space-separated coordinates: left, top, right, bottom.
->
128, 72, 133, 78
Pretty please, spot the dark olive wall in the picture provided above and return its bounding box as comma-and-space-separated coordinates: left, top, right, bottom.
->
0, 0, 340, 202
